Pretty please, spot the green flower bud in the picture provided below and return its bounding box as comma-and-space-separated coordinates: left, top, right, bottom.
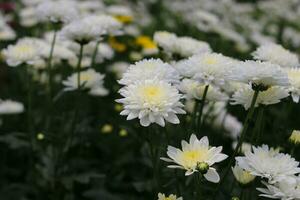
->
197, 162, 209, 174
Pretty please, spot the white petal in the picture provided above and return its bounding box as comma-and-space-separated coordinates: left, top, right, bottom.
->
204, 168, 220, 183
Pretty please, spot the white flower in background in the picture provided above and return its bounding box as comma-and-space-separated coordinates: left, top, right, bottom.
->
232, 164, 255, 185
109, 62, 129, 79
36, 0, 78, 23
62, 69, 108, 96
231, 85, 289, 110
252, 43, 299, 68
289, 130, 300, 145
68, 56, 91, 69
119, 59, 180, 85
0, 17, 16, 40
236, 145, 300, 183
232, 142, 252, 154
287, 68, 300, 103
257, 178, 300, 200
175, 36, 211, 57
161, 134, 227, 182
2, 38, 41, 66
228, 61, 289, 89
77, 0, 104, 14
116, 79, 185, 127
179, 79, 228, 102
158, 193, 183, 200
20, 7, 39, 27
0, 100, 24, 115
176, 53, 234, 86
60, 15, 121, 44
153, 31, 177, 54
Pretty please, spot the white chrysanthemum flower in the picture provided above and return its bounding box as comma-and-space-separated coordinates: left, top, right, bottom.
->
287, 68, 300, 102
252, 43, 299, 68
62, 69, 108, 96
119, 58, 180, 85
20, 7, 39, 27
175, 36, 211, 57
179, 79, 228, 101
232, 164, 255, 185
257, 178, 300, 200
116, 79, 185, 127
36, 0, 78, 23
60, 15, 121, 44
109, 62, 129, 79
2, 38, 41, 67
236, 145, 300, 183
0, 100, 24, 115
0, 24, 16, 41
161, 134, 227, 182
231, 85, 289, 110
228, 60, 289, 89
153, 31, 177, 53
158, 193, 183, 200
176, 53, 234, 86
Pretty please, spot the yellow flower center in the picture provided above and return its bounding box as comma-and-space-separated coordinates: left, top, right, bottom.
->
80, 73, 92, 83
180, 149, 208, 168
114, 15, 133, 24
142, 86, 163, 102
204, 57, 218, 65
135, 36, 157, 49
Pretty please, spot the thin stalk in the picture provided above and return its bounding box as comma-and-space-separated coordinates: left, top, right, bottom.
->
26, 66, 34, 151
46, 30, 57, 101
191, 100, 200, 133
77, 44, 84, 90
91, 41, 100, 68
251, 106, 265, 144
196, 85, 209, 133
214, 90, 260, 199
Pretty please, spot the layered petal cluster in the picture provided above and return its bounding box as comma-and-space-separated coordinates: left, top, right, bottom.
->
236, 145, 300, 183
119, 59, 180, 85
162, 134, 227, 182
231, 85, 289, 110
62, 69, 108, 96
232, 164, 255, 185
176, 53, 234, 86
158, 193, 183, 200
228, 60, 289, 88
117, 79, 185, 127
252, 43, 299, 68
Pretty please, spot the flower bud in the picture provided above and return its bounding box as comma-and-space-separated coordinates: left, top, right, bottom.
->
289, 130, 300, 145
197, 162, 209, 174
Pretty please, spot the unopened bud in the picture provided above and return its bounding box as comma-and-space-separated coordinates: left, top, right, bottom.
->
197, 162, 209, 174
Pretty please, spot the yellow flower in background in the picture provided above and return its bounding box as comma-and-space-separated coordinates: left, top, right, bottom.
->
119, 129, 128, 137
289, 130, 300, 145
135, 36, 158, 55
101, 124, 113, 134
114, 15, 133, 24
109, 37, 127, 53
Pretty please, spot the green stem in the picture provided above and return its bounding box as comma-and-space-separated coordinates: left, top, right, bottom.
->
251, 106, 264, 144
26, 66, 34, 151
196, 85, 209, 134
91, 41, 100, 68
214, 90, 260, 199
77, 44, 84, 90
46, 30, 57, 101
191, 100, 200, 133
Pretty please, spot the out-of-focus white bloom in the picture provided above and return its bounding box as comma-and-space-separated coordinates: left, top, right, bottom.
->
287, 68, 300, 103
228, 60, 289, 89
62, 69, 108, 96
232, 164, 255, 185
0, 100, 24, 115
36, 0, 78, 23
179, 79, 228, 101
257, 178, 300, 200
60, 15, 121, 43
20, 7, 38, 27
252, 43, 299, 68
68, 56, 91, 69
0, 25, 16, 41
116, 79, 185, 127
109, 62, 129, 79
176, 53, 234, 86
119, 59, 180, 85
154, 31, 211, 58
161, 134, 227, 182
232, 142, 252, 154
289, 130, 300, 145
231, 85, 289, 110
236, 145, 300, 183
2, 38, 41, 67
77, 0, 104, 14
158, 193, 183, 200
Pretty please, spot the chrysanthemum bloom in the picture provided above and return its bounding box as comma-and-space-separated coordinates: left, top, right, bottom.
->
287, 68, 300, 102
231, 85, 289, 110
228, 60, 289, 91
257, 178, 300, 200
232, 164, 255, 185
116, 79, 185, 127
2, 38, 41, 66
179, 79, 228, 102
0, 99, 24, 115
36, 0, 78, 24
119, 58, 180, 85
158, 193, 183, 200
289, 130, 300, 145
153, 31, 177, 54
60, 15, 121, 44
161, 134, 228, 182
252, 43, 299, 68
176, 53, 234, 86
236, 145, 300, 183
62, 69, 108, 96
